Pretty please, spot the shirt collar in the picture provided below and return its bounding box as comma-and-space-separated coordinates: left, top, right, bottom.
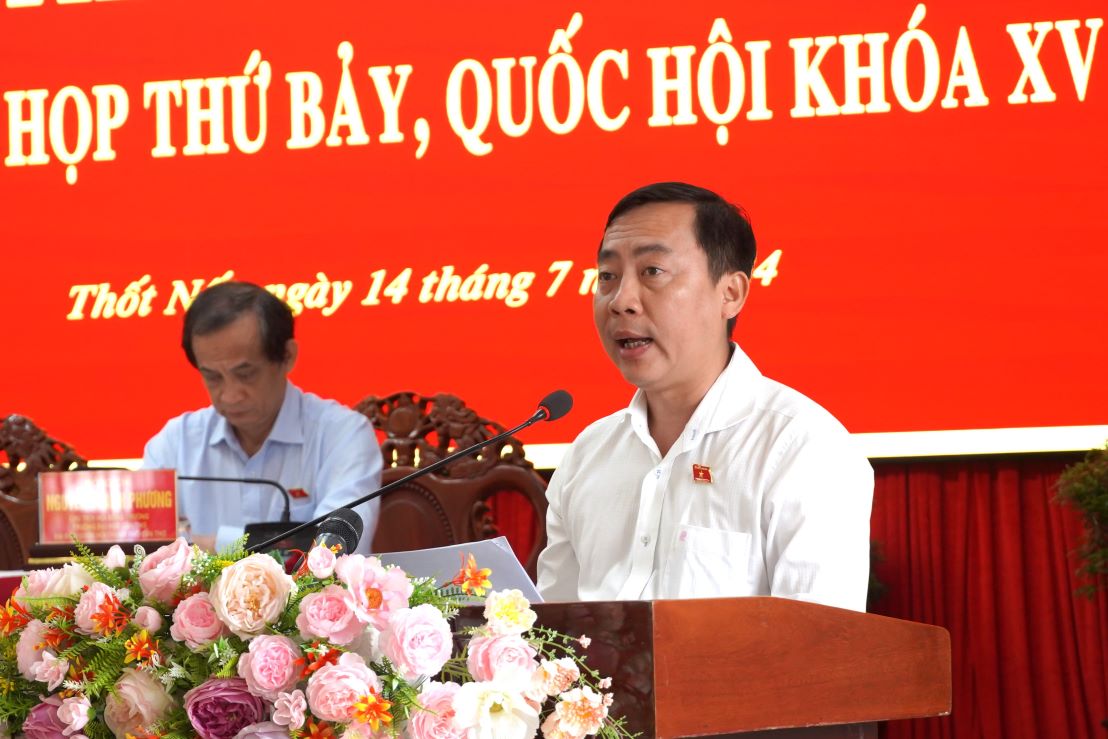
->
622, 343, 762, 443
208, 382, 304, 450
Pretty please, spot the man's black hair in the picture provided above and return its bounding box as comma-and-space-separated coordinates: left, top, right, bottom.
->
604, 181, 757, 335
181, 282, 294, 367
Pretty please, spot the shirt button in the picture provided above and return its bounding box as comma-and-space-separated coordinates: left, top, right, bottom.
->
640, 535, 650, 546
654, 468, 661, 478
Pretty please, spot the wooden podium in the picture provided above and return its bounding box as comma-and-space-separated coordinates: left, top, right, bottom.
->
464, 597, 951, 738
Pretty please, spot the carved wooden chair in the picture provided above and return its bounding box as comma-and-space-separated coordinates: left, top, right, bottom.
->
355, 392, 548, 579
0, 415, 88, 570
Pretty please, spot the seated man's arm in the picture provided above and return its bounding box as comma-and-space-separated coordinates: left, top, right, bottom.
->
142, 420, 217, 549
312, 411, 384, 555
762, 423, 874, 611
537, 468, 581, 600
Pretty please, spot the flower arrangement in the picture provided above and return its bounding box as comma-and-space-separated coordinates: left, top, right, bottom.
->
0, 540, 633, 739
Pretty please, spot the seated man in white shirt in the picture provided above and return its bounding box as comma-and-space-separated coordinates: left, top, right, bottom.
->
142, 281, 383, 554
537, 182, 874, 610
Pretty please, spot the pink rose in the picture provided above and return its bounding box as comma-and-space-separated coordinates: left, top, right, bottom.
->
138, 537, 194, 603
171, 593, 227, 649
22, 696, 72, 739
20, 564, 94, 601
407, 681, 463, 739
305, 652, 381, 723
33, 651, 69, 691
104, 668, 176, 739
209, 554, 295, 638
466, 634, 538, 683
233, 722, 290, 739
306, 546, 336, 579
103, 545, 127, 570
295, 585, 362, 645
74, 582, 122, 635
56, 695, 91, 737
19, 570, 53, 598
333, 555, 412, 629
271, 690, 307, 730
237, 635, 302, 700
16, 619, 50, 680
133, 606, 164, 634
379, 604, 452, 681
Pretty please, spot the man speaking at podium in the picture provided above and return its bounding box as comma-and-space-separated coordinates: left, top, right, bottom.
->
142, 282, 382, 554
537, 183, 874, 611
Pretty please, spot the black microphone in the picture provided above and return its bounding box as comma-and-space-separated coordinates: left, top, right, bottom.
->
247, 390, 573, 553
312, 508, 365, 554
535, 389, 573, 422
177, 475, 293, 522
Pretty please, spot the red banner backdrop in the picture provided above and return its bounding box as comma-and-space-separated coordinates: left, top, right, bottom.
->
2, 1, 1105, 459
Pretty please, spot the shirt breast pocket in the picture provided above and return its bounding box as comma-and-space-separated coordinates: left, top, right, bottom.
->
662, 524, 753, 599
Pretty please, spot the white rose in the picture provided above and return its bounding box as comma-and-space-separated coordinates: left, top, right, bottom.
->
209, 554, 296, 638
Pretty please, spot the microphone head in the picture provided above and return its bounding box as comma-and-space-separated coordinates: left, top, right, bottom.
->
538, 390, 573, 422
315, 508, 364, 553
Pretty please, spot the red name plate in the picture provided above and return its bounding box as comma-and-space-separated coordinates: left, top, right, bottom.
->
37, 469, 178, 545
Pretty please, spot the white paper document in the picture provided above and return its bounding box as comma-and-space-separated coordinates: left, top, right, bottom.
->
376, 536, 542, 603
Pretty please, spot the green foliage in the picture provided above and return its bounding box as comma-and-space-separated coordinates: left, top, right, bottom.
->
81, 639, 128, 698
408, 578, 470, 619
598, 715, 642, 739
380, 673, 422, 726
1056, 443, 1108, 593
57, 639, 88, 662
184, 535, 251, 589
437, 655, 472, 683
83, 713, 114, 739
0, 688, 36, 725
18, 594, 77, 618
70, 540, 127, 589
219, 535, 250, 561
206, 635, 245, 678
150, 708, 192, 739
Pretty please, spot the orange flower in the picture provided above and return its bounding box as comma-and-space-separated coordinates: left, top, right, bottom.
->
68, 656, 93, 683
294, 641, 342, 679
47, 604, 75, 626
353, 690, 393, 731
124, 629, 161, 665
0, 598, 30, 636
41, 625, 73, 652
90, 596, 128, 637
303, 718, 335, 739
451, 553, 492, 596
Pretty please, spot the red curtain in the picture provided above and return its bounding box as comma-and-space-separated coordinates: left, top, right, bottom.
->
871, 455, 1108, 739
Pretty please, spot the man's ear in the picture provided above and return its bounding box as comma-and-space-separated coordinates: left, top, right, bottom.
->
721, 271, 750, 321
283, 338, 299, 373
